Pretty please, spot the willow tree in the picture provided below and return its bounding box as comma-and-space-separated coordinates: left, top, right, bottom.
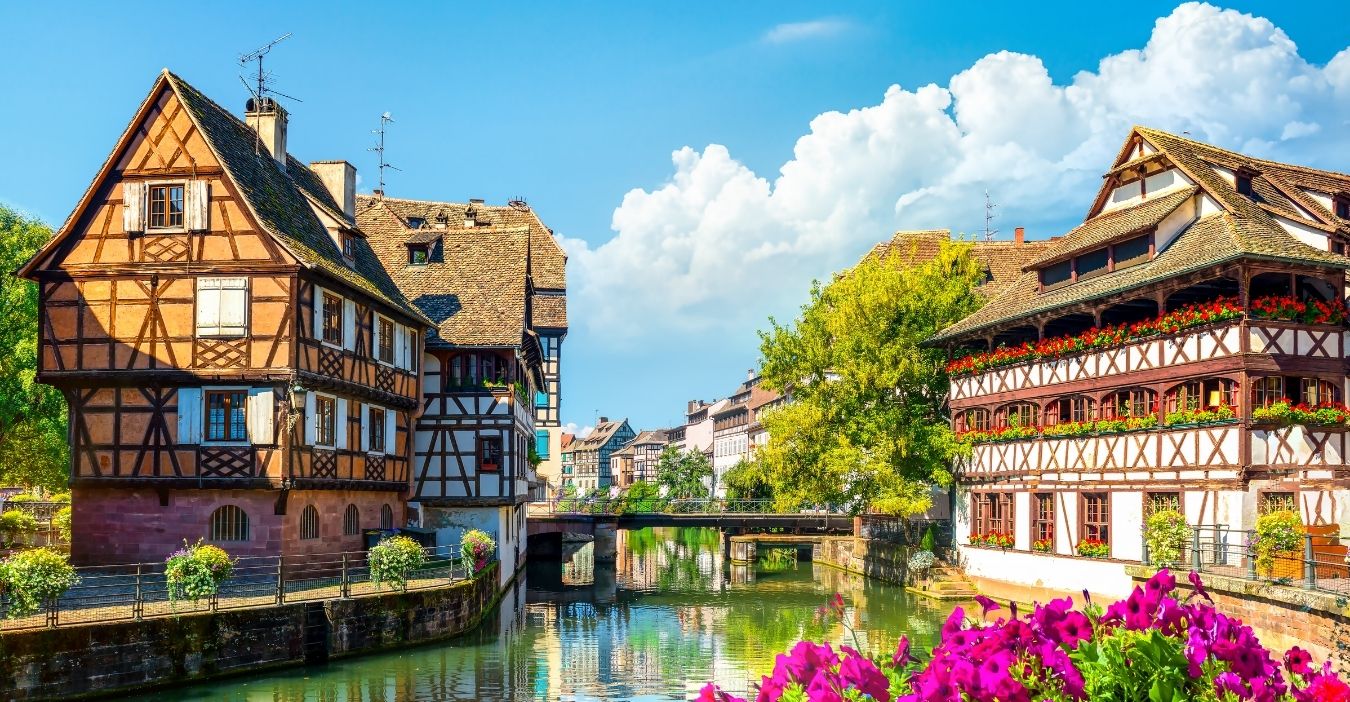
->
756, 238, 985, 516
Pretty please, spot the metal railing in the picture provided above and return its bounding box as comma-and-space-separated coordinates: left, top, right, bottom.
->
531, 497, 849, 517
859, 516, 953, 548
0, 545, 474, 632
1144, 525, 1350, 597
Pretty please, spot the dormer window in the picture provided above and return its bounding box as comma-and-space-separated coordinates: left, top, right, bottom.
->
407, 217, 425, 229
435, 212, 449, 228
149, 183, 185, 229
1334, 194, 1350, 219
1235, 167, 1257, 197
408, 244, 429, 265
341, 232, 356, 259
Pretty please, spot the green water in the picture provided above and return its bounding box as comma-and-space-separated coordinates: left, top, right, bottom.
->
131, 528, 956, 701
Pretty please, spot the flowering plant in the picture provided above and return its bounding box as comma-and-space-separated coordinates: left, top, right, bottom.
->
1165, 403, 1236, 427
906, 550, 935, 581
0, 547, 79, 618
969, 531, 1014, 549
1032, 538, 1054, 553
1076, 538, 1110, 559
1144, 509, 1190, 565
960, 425, 1038, 444
698, 569, 1350, 702
368, 535, 427, 591
1253, 400, 1350, 427
164, 540, 235, 603
1250, 294, 1349, 326
946, 297, 1243, 377
459, 528, 496, 574
963, 415, 1159, 445
1253, 510, 1303, 575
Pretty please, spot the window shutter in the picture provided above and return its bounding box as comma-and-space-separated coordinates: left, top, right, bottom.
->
177, 387, 202, 444
335, 398, 348, 449
247, 387, 275, 445
304, 391, 316, 445
123, 181, 147, 233
343, 299, 356, 350
386, 410, 397, 457
312, 286, 325, 340
186, 180, 210, 231
220, 284, 248, 335
359, 403, 370, 452
393, 324, 405, 369
196, 280, 221, 335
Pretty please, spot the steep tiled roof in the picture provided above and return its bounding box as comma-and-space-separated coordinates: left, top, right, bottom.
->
532, 294, 568, 329
358, 200, 530, 347
867, 230, 1052, 295
358, 195, 567, 292
575, 419, 628, 451
628, 430, 668, 446
1027, 187, 1197, 268
748, 386, 782, 412
163, 73, 428, 325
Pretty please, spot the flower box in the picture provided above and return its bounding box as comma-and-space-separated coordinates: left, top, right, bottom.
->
1258, 549, 1303, 579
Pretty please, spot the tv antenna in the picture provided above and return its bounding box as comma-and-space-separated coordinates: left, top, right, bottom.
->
238, 33, 301, 155
368, 112, 400, 194
983, 190, 999, 242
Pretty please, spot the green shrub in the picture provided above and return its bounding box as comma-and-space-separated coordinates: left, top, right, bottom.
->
920, 524, 937, 552
4, 494, 38, 504
0, 547, 79, 618
164, 540, 235, 602
52, 506, 71, 542
1143, 509, 1190, 565
460, 529, 496, 573
0, 509, 38, 546
48, 492, 71, 503
368, 535, 426, 591
1254, 509, 1303, 573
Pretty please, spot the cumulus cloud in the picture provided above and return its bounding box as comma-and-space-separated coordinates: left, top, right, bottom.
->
564, 2, 1350, 347
761, 18, 852, 44
562, 422, 593, 439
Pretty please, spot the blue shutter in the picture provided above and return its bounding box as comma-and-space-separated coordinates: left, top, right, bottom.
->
535, 430, 549, 459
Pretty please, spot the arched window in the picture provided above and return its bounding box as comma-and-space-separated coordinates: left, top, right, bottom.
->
1167, 378, 1236, 413
1044, 396, 1096, 426
380, 504, 394, 530
995, 402, 1037, 429
299, 505, 319, 540
957, 408, 990, 433
1301, 378, 1340, 406
1102, 388, 1156, 419
1251, 376, 1284, 408
343, 504, 360, 536
209, 505, 249, 542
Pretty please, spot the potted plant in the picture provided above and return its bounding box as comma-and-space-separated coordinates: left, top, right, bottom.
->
368, 535, 427, 591
1254, 509, 1304, 579
1076, 538, 1110, 559
1144, 509, 1190, 565
906, 549, 935, 584
460, 529, 496, 574
164, 540, 235, 603
1032, 538, 1053, 553
0, 547, 79, 618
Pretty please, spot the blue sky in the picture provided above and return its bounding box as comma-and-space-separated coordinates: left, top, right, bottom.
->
3, 2, 1349, 435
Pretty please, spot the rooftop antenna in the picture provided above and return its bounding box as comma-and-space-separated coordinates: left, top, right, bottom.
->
983, 190, 999, 243
368, 112, 400, 195
238, 33, 301, 155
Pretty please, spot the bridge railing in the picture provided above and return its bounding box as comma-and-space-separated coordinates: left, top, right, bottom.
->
531, 497, 848, 516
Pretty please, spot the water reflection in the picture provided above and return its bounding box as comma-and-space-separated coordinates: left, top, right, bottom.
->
133, 528, 956, 701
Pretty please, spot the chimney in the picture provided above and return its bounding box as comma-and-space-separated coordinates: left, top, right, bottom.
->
244, 97, 288, 168
599, 416, 609, 424
309, 161, 356, 221
747, 369, 755, 381
1014, 227, 1025, 245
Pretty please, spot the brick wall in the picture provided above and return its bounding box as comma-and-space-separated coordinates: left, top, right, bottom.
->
0, 563, 501, 700
814, 536, 911, 584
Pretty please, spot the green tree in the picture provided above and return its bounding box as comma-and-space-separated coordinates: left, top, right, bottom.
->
0, 207, 67, 492
721, 459, 774, 500
655, 446, 713, 499
756, 238, 984, 516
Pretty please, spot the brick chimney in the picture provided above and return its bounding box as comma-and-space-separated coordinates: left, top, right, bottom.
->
598, 416, 609, 424
309, 161, 356, 221
245, 97, 288, 168
1014, 227, 1025, 245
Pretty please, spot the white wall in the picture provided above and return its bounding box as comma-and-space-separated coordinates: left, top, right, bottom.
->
961, 546, 1136, 599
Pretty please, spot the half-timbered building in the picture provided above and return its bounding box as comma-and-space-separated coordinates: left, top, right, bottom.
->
21, 71, 430, 565
932, 126, 1350, 596
358, 195, 564, 580
570, 418, 636, 492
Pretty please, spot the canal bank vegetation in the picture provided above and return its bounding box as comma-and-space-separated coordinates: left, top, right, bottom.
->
753, 239, 985, 516
699, 568, 1350, 701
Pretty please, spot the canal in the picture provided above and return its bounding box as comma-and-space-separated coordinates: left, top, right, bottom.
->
132, 527, 959, 701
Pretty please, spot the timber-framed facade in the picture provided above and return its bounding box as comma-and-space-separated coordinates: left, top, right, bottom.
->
932, 127, 1350, 595
21, 71, 431, 565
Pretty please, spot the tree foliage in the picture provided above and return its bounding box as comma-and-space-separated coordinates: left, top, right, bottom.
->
655, 446, 713, 499
721, 459, 774, 500
0, 207, 67, 491
755, 238, 985, 516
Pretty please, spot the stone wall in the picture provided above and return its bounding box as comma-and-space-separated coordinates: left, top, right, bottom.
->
1126, 565, 1350, 671
0, 563, 501, 701
813, 537, 910, 584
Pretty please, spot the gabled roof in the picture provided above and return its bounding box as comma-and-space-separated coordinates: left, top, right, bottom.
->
20, 70, 428, 326
574, 419, 631, 451
867, 230, 1052, 295
628, 429, 668, 446
1026, 187, 1197, 268
358, 199, 531, 348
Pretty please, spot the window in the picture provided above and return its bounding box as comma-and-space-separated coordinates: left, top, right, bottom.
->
205, 390, 247, 442
1077, 248, 1110, 281
1081, 493, 1109, 545
1103, 388, 1155, 419
1113, 235, 1151, 269
209, 505, 249, 542
1145, 491, 1181, 517
322, 292, 343, 345
1032, 493, 1055, 546
1167, 378, 1236, 413
1336, 197, 1350, 220
1041, 260, 1072, 290
369, 407, 386, 453
959, 408, 990, 433
315, 395, 336, 446
535, 429, 550, 459
196, 278, 248, 337
1045, 396, 1095, 426
479, 436, 503, 472
1301, 378, 1339, 406
1251, 376, 1285, 408
1260, 491, 1297, 514
973, 493, 1014, 536
377, 317, 395, 363
448, 352, 507, 389
1236, 173, 1254, 196
149, 183, 185, 229
996, 402, 1037, 429
408, 244, 429, 265
407, 217, 425, 229
380, 504, 394, 529
300, 505, 319, 540
342, 232, 356, 259
343, 504, 360, 536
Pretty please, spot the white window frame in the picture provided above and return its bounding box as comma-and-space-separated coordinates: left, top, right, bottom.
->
316, 288, 345, 350
196, 277, 250, 338
145, 180, 189, 234
374, 314, 396, 367
201, 385, 251, 446
307, 391, 341, 449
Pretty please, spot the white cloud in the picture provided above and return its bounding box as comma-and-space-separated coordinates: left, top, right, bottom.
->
761, 18, 852, 45
565, 2, 1350, 349
562, 422, 593, 439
